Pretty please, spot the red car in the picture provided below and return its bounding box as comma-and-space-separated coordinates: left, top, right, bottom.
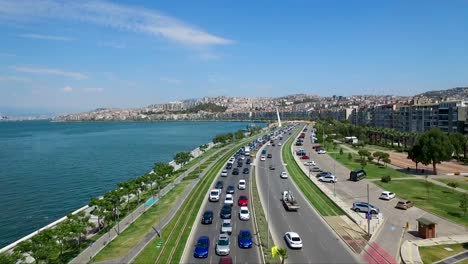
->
238, 195, 248, 206
301, 155, 310, 160
312, 145, 322, 150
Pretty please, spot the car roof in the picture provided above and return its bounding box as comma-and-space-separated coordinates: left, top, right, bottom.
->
240, 206, 249, 210
239, 195, 248, 199
239, 179, 246, 183
219, 234, 229, 239
240, 229, 251, 234
223, 219, 231, 224
211, 189, 220, 192
286, 231, 300, 238
381, 191, 392, 194
199, 235, 209, 241
226, 194, 233, 198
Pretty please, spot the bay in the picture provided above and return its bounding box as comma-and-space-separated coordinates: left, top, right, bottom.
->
0, 121, 260, 247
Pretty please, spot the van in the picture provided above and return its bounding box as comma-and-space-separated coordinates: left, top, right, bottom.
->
349, 169, 366, 181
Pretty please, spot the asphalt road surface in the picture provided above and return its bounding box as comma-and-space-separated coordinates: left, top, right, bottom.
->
182, 150, 262, 263
256, 126, 360, 263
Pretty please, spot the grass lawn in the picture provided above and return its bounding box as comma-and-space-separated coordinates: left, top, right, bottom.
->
93, 181, 192, 262
419, 243, 468, 264
283, 129, 343, 216
436, 178, 468, 192
374, 179, 468, 226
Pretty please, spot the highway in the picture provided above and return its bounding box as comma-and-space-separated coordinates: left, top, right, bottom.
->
182, 147, 262, 263
256, 125, 360, 263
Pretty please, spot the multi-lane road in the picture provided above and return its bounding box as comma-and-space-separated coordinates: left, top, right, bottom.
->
182, 148, 262, 263
256, 125, 360, 263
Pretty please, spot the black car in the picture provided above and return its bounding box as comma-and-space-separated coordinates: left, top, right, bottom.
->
226, 185, 235, 194
215, 180, 224, 189
201, 210, 213, 224
232, 168, 239, 175
269, 164, 275, 170
226, 163, 232, 169
220, 204, 232, 219
267, 154, 272, 158
246, 158, 251, 164
237, 162, 243, 167
243, 168, 250, 174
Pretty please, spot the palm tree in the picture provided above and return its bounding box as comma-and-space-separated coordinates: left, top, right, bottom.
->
89, 197, 106, 232
277, 248, 288, 264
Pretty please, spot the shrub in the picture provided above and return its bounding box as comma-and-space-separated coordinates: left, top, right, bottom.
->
339, 148, 344, 155
381, 175, 392, 183
455, 171, 461, 176
447, 181, 459, 192
348, 153, 352, 160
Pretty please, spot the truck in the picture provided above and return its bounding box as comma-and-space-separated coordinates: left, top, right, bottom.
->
281, 190, 300, 211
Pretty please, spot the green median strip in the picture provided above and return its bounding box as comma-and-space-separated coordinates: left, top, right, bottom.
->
282, 128, 343, 216
419, 243, 468, 264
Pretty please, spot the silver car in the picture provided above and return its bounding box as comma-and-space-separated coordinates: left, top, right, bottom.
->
216, 234, 230, 256
221, 219, 232, 234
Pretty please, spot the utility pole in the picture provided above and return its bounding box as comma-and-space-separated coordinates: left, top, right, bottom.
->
367, 183, 371, 236
267, 168, 270, 250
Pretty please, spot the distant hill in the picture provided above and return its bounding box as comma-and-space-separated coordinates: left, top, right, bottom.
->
416, 87, 468, 99
179, 103, 227, 114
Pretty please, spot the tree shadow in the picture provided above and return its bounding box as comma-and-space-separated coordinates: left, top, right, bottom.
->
448, 211, 462, 218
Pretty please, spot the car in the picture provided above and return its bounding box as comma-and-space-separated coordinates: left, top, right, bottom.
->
318, 149, 327, 154
316, 171, 331, 178
269, 164, 275, 170
224, 194, 234, 206
193, 236, 210, 258
201, 210, 213, 224
396, 200, 414, 210
238, 195, 248, 206
237, 162, 243, 167
219, 256, 233, 264
260, 156, 266, 161
352, 202, 380, 214
278, 142, 282, 146
216, 234, 230, 256
280, 171, 288, 179
238, 230, 253, 248
310, 166, 321, 172
272, 143, 276, 146
261, 149, 267, 155
239, 206, 250, 220
304, 161, 316, 166
215, 181, 224, 190
284, 232, 303, 249
267, 154, 273, 158
243, 167, 250, 174
221, 170, 228, 177
220, 204, 232, 219
301, 155, 310, 160
379, 191, 395, 200
312, 145, 322, 150
318, 175, 337, 183
238, 180, 246, 190
226, 185, 235, 194
226, 163, 232, 170
232, 168, 239, 175
209, 189, 221, 202
221, 219, 232, 235
240, 155, 245, 160
246, 158, 251, 164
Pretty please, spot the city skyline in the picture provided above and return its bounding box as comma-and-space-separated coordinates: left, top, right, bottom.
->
1, 0, 468, 113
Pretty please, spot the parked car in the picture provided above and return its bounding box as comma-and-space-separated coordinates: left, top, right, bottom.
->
238, 195, 248, 206
221, 219, 232, 235
352, 202, 380, 214
310, 166, 321, 172
301, 155, 310, 160
201, 210, 213, 224
221, 170, 228, 177
226, 164, 232, 170
260, 156, 266, 161
284, 232, 303, 249
317, 149, 327, 154
224, 194, 234, 206
280, 171, 288, 179
220, 204, 232, 219
318, 174, 337, 183
216, 234, 230, 256
238, 230, 253, 248
232, 168, 239, 175
209, 189, 220, 202
350, 169, 367, 181
238, 180, 246, 190
396, 200, 414, 210
379, 191, 395, 200
243, 167, 250, 174
226, 185, 235, 194
193, 236, 210, 258
304, 161, 316, 166
239, 206, 250, 220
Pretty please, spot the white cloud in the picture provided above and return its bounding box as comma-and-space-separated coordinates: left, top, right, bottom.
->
10, 66, 88, 80
0, 0, 233, 47
19, 33, 73, 41
83, 87, 104, 93
62, 86, 73, 92
98, 41, 126, 49
0, 75, 30, 82
159, 77, 181, 84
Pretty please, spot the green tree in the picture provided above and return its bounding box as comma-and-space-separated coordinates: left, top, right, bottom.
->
339, 148, 344, 155
153, 162, 174, 180
424, 176, 434, 200
367, 155, 374, 163
360, 160, 367, 169
348, 153, 353, 161
449, 132, 465, 161
358, 149, 371, 161
174, 152, 193, 166
460, 193, 468, 216
0, 252, 22, 264
89, 197, 106, 232
447, 181, 459, 192
277, 247, 288, 264
416, 128, 454, 174
15, 229, 60, 264
382, 157, 391, 167
199, 144, 209, 153
407, 144, 423, 170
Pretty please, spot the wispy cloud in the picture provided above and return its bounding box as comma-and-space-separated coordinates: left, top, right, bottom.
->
98, 41, 126, 49
83, 87, 104, 93
159, 77, 181, 84
19, 33, 73, 41
0, 75, 30, 82
0, 0, 233, 47
62, 86, 73, 92
0, 52, 15, 57
11, 66, 88, 80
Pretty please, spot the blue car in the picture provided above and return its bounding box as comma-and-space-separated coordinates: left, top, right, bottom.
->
194, 236, 210, 258
238, 229, 253, 248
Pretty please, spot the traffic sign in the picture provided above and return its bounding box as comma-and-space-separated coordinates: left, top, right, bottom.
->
366, 212, 372, 220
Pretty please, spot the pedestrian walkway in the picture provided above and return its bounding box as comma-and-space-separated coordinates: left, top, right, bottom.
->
401, 235, 468, 264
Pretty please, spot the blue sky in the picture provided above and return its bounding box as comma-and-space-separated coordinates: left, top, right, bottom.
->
0, 0, 467, 114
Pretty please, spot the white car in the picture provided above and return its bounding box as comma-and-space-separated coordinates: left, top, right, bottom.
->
304, 161, 316, 166
240, 155, 245, 160
221, 219, 232, 234
380, 191, 396, 200
239, 206, 250, 220
318, 175, 337, 183
280, 171, 288, 179
284, 232, 303, 249
216, 234, 230, 256
278, 142, 282, 146
209, 189, 220, 202
260, 156, 266, 161
224, 194, 234, 206
317, 149, 327, 154
221, 170, 228, 177
238, 179, 246, 190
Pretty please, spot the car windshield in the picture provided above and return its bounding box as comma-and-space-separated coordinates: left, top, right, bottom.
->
204, 212, 212, 217
211, 191, 218, 195
240, 232, 250, 239
197, 240, 207, 247
218, 239, 229, 246
222, 222, 230, 227
241, 210, 248, 214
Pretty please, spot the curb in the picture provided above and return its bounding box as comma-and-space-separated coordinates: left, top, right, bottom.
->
250, 166, 266, 264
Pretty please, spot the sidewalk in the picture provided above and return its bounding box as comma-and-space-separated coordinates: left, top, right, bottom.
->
401, 234, 468, 264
